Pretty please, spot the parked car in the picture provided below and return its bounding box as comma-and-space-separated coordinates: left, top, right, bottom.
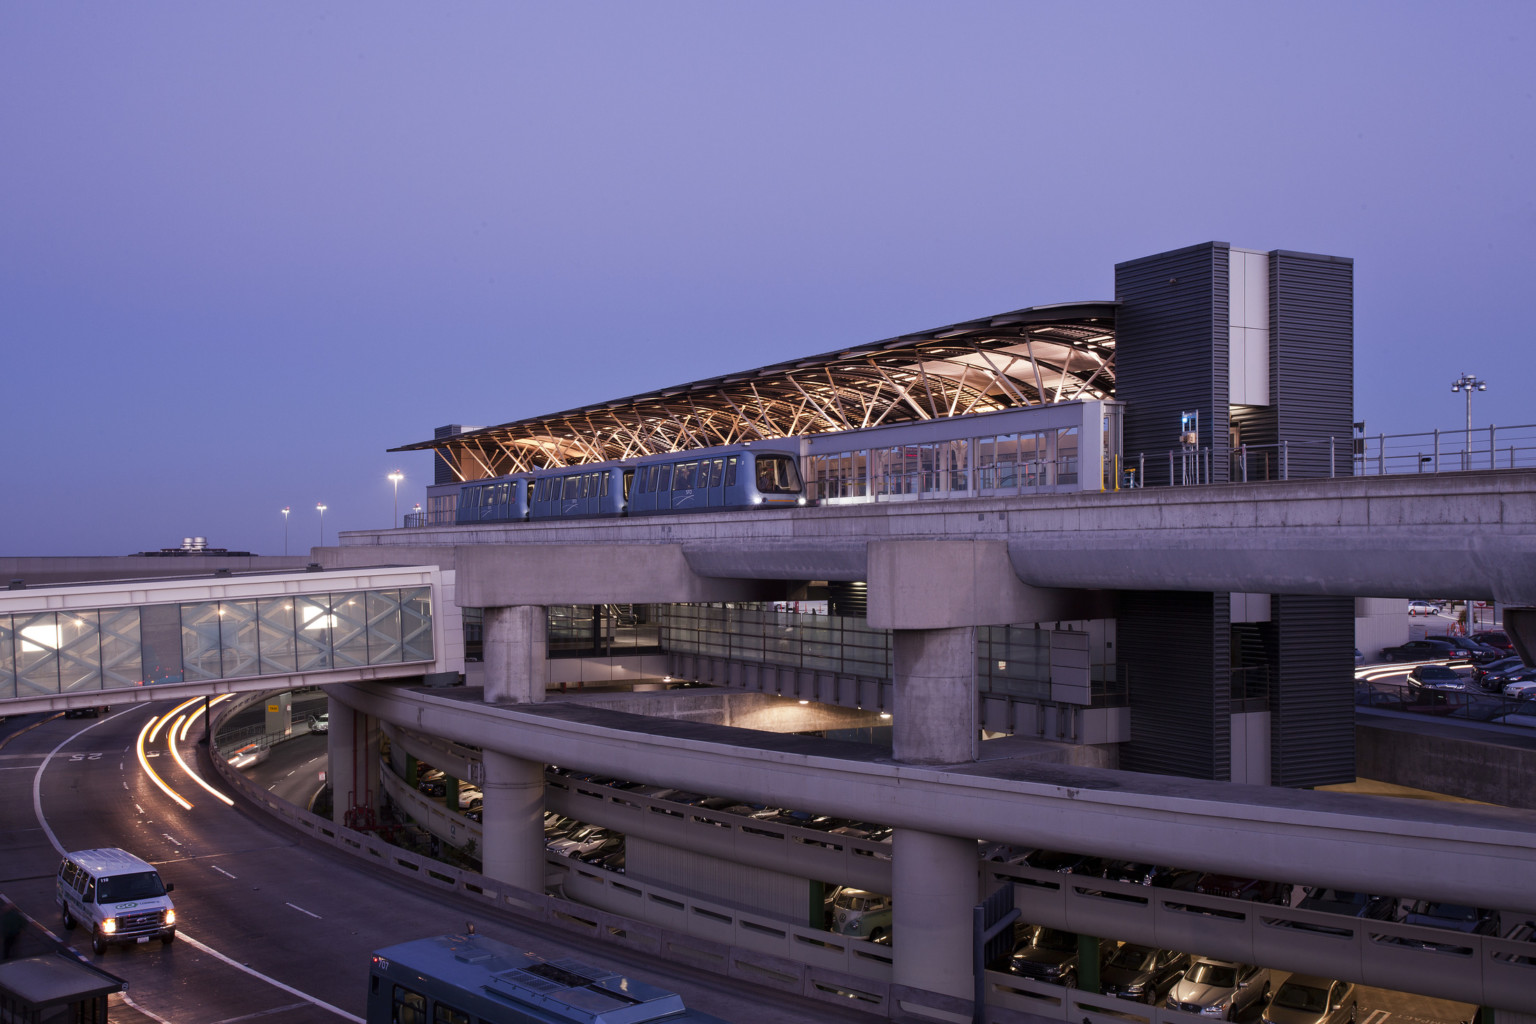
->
1013, 848, 1105, 876
1005, 925, 1116, 987
547, 824, 610, 858
1100, 944, 1191, 1004
574, 835, 624, 866
1194, 872, 1290, 905
1502, 674, 1536, 699
1263, 975, 1357, 1024
1100, 860, 1199, 890
1397, 900, 1501, 950
1166, 959, 1270, 1020
1422, 634, 1505, 664
1406, 664, 1465, 694
1474, 656, 1527, 691
306, 712, 329, 733
1470, 631, 1516, 654
1407, 601, 1441, 616
829, 888, 892, 942
1379, 639, 1471, 663
1296, 888, 1394, 921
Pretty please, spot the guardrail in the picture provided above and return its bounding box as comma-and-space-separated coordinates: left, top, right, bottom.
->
1355, 679, 1536, 726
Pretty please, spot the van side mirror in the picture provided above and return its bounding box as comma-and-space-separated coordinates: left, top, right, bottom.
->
165, 882, 175, 892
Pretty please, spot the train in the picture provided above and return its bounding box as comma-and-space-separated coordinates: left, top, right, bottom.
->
451, 440, 806, 525
366, 931, 729, 1024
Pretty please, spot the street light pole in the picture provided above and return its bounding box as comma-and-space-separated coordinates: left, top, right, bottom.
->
282, 506, 290, 556
1450, 372, 1487, 632
388, 470, 404, 528
316, 502, 327, 548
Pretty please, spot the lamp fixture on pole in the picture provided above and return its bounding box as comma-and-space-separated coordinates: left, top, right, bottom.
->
388, 470, 404, 528
316, 503, 327, 547
1449, 372, 1487, 631
282, 506, 291, 556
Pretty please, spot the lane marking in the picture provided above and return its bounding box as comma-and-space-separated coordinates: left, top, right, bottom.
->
1362, 1010, 1392, 1024
120, 992, 176, 1024
176, 932, 363, 1023
212, 864, 238, 879
135, 804, 144, 815
209, 1003, 310, 1024
162, 833, 182, 846
285, 902, 322, 920
33, 708, 363, 1024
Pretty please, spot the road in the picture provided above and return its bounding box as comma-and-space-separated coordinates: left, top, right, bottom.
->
0, 706, 870, 1024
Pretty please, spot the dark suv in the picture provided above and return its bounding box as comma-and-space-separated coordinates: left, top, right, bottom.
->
1194, 872, 1290, 904
1380, 639, 1471, 663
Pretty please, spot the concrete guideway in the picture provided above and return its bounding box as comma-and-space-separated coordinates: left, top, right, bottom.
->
332, 682, 1536, 918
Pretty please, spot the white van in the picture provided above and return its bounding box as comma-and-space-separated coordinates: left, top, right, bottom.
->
57, 848, 176, 954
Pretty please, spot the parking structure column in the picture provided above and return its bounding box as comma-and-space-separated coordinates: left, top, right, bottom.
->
892, 626, 977, 765
892, 828, 980, 1009
327, 695, 381, 828
479, 750, 545, 893
482, 605, 547, 704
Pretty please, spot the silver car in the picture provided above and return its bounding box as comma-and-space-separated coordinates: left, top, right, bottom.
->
1166, 958, 1269, 1019
1263, 975, 1356, 1024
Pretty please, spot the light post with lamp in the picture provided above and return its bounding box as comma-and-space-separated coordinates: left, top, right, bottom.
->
412, 502, 422, 526
1450, 372, 1487, 633
282, 506, 290, 556
388, 470, 404, 528
316, 502, 327, 547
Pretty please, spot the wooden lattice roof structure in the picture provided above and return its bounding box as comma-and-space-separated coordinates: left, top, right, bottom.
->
391, 300, 1118, 480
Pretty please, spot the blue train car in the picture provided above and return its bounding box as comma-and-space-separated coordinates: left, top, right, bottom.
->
626, 442, 805, 515
366, 932, 729, 1024
455, 477, 529, 524
526, 465, 629, 520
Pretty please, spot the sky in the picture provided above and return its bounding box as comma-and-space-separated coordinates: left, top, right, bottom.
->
2, 2, 1533, 556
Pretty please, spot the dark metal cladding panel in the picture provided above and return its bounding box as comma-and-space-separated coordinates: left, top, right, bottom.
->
1118, 590, 1231, 780
1270, 251, 1355, 478
1115, 242, 1230, 486
1270, 594, 1356, 787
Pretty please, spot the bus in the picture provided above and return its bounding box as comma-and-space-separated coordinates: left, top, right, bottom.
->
366, 931, 730, 1024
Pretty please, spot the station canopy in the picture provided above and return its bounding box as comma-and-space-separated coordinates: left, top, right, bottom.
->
391, 300, 1117, 481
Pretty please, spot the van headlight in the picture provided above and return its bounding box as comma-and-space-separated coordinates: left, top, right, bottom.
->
164, 909, 176, 926
102, 918, 117, 934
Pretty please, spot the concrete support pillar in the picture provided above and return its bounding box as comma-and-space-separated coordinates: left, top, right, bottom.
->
892, 626, 977, 764
1504, 608, 1536, 667
892, 828, 978, 1005
483, 605, 547, 704
480, 750, 546, 893
327, 696, 380, 827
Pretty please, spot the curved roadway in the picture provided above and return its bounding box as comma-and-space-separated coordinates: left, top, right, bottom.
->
0, 708, 866, 1024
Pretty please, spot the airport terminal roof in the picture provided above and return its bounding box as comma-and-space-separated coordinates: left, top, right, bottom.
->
392, 300, 1118, 479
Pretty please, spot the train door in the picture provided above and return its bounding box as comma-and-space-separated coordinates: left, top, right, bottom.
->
671, 461, 698, 510
653, 464, 672, 511
705, 457, 725, 507
621, 469, 633, 514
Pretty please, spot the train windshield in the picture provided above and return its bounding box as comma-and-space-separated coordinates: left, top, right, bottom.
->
755, 455, 802, 494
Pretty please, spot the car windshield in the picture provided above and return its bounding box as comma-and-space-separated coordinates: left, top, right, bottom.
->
96, 871, 166, 903
1108, 945, 1158, 970
1273, 983, 1329, 1012
835, 893, 882, 911
1417, 667, 1459, 680
1034, 928, 1077, 952
1187, 962, 1237, 988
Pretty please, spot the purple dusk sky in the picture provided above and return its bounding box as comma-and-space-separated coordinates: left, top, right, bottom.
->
2, 3, 1532, 557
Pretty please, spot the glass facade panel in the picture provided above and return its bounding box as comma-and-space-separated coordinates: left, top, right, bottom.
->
57, 611, 102, 693
295, 595, 333, 671
331, 592, 370, 668
366, 589, 404, 665
401, 588, 434, 661
181, 602, 224, 681
219, 600, 260, 679
257, 598, 298, 674
15, 613, 61, 696
99, 607, 143, 688
0, 617, 14, 699
141, 604, 184, 684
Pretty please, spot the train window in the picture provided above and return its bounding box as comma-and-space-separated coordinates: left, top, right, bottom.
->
673, 461, 697, 491
600, 473, 610, 497
622, 470, 632, 500
657, 465, 672, 491
563, 476, 580, 500
708, 458, 724, 487
726, 457, 738, 486
392, 986, 427, 1024
432, 1002, 470, 1024
756, 455, 803, 494
588, 473, 599, 496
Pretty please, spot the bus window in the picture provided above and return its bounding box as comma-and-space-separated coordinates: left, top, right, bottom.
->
756, 455, 802, 494
432, 1002, 470, 1024
708, 458, 724, 487
392, 986, 427, 1024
